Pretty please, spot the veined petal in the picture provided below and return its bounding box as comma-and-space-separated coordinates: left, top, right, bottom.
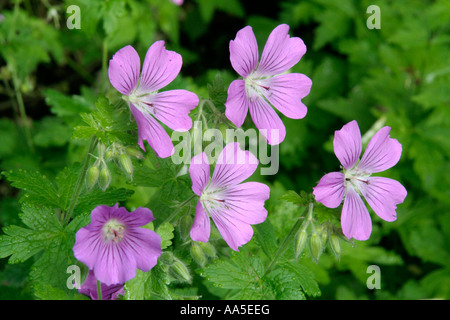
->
108, 45, 140, 95
129, 104, 174, 158
334, 120, 362, 170
189, 152, 210, 196
358, 126, 402, 173
142, 90, 198, 131
313, 172, 345, 208
341, 187, 372, 241
138, 40, 182, 93
360, 177, 407, 222
224, 79, 249, 128
229, 26, 259, 78
221, 182, 270, 225
115, 206, 155, 228
259, 73, 311, 119
210, 206, 255, 251
93, 243, 137, 285
190, 201, 211, 243
248, 95, 286, 145
123, 228, 162, 272
211, 142, 258, 188
257, 24, 306, 77
73, 227, 103, 270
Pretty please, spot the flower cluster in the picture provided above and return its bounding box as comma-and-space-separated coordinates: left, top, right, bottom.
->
73, 23, 407, 300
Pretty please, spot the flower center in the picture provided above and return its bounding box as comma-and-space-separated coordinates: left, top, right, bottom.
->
200, 186, 229, 213
344, 167, 370, 193
102, 219, 126, 243
244, 74, 270, 102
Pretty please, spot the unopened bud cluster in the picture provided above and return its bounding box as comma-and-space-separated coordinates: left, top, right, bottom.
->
85, 142, 143, 191
294, 204, 344, 263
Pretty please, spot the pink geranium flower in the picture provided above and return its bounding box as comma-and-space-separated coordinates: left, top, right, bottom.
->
108, 41, 199, 158
313, 120, 407, 241
225, 24, 312, 145
73, 204, 162, 285
189, 142, 270, 251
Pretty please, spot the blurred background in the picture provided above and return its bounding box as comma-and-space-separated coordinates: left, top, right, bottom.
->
0, 0, 449, 299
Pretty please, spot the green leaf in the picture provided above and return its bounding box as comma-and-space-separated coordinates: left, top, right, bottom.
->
2, 169, 60, 209
156, 222, 175, 250
43, 89, 92, 118
33, 281, 89, 300
279, 261, 321, 298
0, 204, 89, 291
74, 187, 135, 216
74, 95, 136, 145
280, 190, 310, 207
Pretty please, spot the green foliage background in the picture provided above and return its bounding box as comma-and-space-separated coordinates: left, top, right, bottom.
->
0, 0, 449, 300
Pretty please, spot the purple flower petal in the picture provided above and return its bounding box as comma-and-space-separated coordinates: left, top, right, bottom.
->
190, 201, 211, 242
259, 73, 311, 119
138, 40, 182, 93
79, 270, 124, 300
333, 120, 362, 170
229, 26, 259, 78
257, 24, 306, 77
123, 227, 162, 272
313, 172, 345, 208
74, 205, 162, 286
189, 152, 211, 196
224, 79, 249, 128
108, 45, 140, 95
248, 95, 286, 145
358, 126, 402, 173
360, 177, 407, 222
129, 104, 175, 158
141, 90, 198, 131
211, 142, 258, 188
222, 182, 270, 224
210, 206, 255, 251
73, 227, 103, 269
113, 206, 155, 227
341, 187, 372, 241
93, 243, 137, 285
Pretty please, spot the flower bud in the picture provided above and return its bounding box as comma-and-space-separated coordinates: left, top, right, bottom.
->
329, 233, 341, 259
98, 166, 111, 191
85, 165, 99, 191
159, 251, 174, 265
295, 229, 308, 258
125, 146, 143, 159
198, 241, 216, 258
309, 232, 323, 263
170, 258, 192, 284
190, 242, 207, 267
104, 150, 114, 161
179, 214, 193, 241
119, 153, 133, 178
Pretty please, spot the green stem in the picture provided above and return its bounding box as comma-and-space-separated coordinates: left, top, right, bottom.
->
62, 136, 98, 225
263, 203, 314, 277
11, 71, 34, 153
97, 280, 102, 300
102, 40, 108, 93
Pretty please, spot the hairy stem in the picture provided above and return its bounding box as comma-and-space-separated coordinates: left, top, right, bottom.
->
12, 71, 34, 153
62, 136, 98, 225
